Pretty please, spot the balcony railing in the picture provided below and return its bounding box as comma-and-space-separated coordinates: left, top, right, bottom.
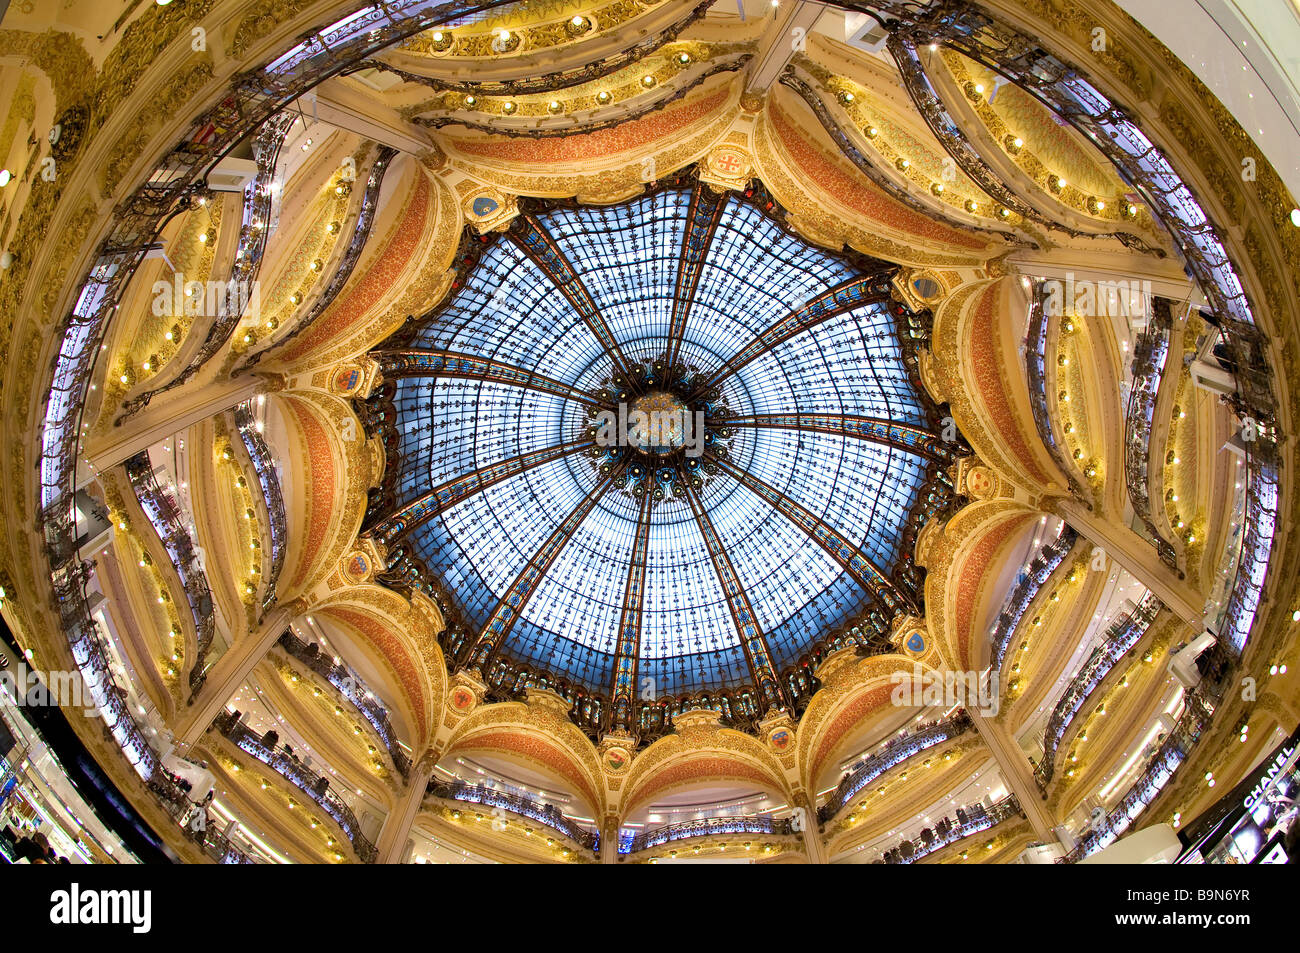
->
621, 814, 796, 854
877, 794, 1022, 864
215, 711, 377, 863
988, 525, 1079, 672
120, 112, 297, 421
1057, 689, 1216, 863
1218, 452, 1277, 656
277, 630, 410, 778
1124, 298, 1180, 571
238, 144, 397, 371
233, 402, 287, 610
426, 778, 598, 852
124, 451, 216, 695
147, 768, 254, 864
818, 711, 974, 823
1024, 289, 1089, 501
1035, 591, 1164, 787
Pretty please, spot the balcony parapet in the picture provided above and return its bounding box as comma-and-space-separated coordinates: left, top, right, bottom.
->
124, 450, 217, 696
214, 710, 377, 863
276, 629, 410, 779
1035, 591, 1164, 788
876, 795, 1022, 864
818, 710, 974, 824
426, 778, 597, 852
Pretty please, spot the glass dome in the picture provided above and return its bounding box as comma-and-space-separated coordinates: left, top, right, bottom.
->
363, 174, 957, 730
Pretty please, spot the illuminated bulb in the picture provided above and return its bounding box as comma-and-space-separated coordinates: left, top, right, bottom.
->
0, 169, 11, 187
931, 183, 944, 195
641, 75, 656, 88
965, 199, 979, 213
464, 95, 476, 107
677, 52, 691, 65
548, 100, 562, 114
864, 126, 878, 139
503, 101, 517, 113
1291, 208, 1300, 227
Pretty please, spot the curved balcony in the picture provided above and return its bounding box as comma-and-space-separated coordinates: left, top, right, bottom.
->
240, 145, 397, 369
988, 525, 1079, 672
1057, 689, 1216, 863
426, 778, 597, 852
120, 112, 297, 419
1219, 452, 1278, 656
818, 711, 974, 823
620, 814, 796, 855
1124, 298, 1179, 571
146, 768, 253, 864
1035, 591, 1163, 787
124, 450, 216, 695
233, 402, 287, 609
277, 630, 410, 779
876, 795, 1022, 864
214, 710, 377, 863
1025, 288, 1089, 500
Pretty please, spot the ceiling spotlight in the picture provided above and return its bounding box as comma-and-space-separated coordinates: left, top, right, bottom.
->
548, 100, 562, 114
864, 125, 879, 139
965, 199, 979, 213
595, 92, 610, 105
464, 95, 477, 107
502, 101, 517, 113
677, 52, 692, 65
642, 75, 657, 88
895, 157, 910, 171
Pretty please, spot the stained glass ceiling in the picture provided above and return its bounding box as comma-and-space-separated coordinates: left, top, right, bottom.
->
363, 173, 957, 732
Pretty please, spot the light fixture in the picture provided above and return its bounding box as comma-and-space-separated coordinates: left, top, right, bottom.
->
0, 169, 11, 187
567, 16, 589, 36
547, 100, 562, 114
1291, 208, 1300, 227
677, 52, 691, 65
502, 100, 517, 113
864, 125, 878, 139
965, 199, 979, 213
641, 74, 656, 88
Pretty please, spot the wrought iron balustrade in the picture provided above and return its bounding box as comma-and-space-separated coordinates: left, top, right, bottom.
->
621, 814, 796, 854
988, 525, 1079, 672
1218, 452, 1277, 657
277, 630, 410, 778
124, 451, 217, 695
215, 710, 377, 863
1123, 299, 1180, 571
120, 112, 296, 420
147, 768, 254, 863
1057, 690, 1215, 863
1024, 289, 1089, 501
818, 710, 973, 823
239, 145, 397, 369
426, 778, 598, 851
233, 402, 287, 610
877, 794, 1021, 864
1035, 591, 1163, 787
